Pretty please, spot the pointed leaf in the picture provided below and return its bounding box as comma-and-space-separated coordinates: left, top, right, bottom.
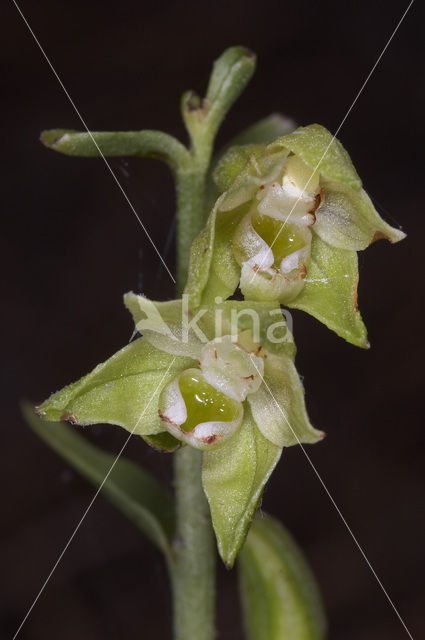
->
23, 403, 174, 559
315, 179, 406, 250
238, 513, 327, 640
40, 129, 190, 171
36, 337, 195, 436
202, 408, 282, 567
247, 355, 324, 448
288, 234, 369, 348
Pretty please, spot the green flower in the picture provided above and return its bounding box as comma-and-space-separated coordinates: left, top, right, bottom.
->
36, 293, 322, 564
185, 124, 406, 348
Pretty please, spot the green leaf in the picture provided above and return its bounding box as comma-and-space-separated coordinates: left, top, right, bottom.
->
202, 408, 282, 567
40, 129, 190, 172
23, 402, 174, 560
274, 124, 361, 189
315, 179, 406, 250
288, 234, 369, 348
36, 337, 195, 436
247, 354, 324, 448
238, 513, 327, 640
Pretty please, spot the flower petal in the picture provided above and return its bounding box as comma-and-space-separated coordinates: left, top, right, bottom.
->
247, 354, 324, 447
288, 233, 369, 348
315, 179, 406, 250
202, 407, 282, 566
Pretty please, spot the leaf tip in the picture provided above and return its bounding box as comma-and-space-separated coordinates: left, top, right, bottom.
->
40, 129, 75, 150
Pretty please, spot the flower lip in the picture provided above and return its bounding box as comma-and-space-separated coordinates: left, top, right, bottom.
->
250, 212, 311, 274
158, 368, 243, 450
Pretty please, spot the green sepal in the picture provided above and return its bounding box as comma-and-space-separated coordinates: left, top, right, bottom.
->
205, 114, 296, 211
40, 129, 190, 172
238, 513, 327, 640
36, 337, 195, 436
315, 178, 406, 250
288, 234, 369, 348
202, 408, 282, 567
23, 402, 175, 560
247, 354, 324, 448
184, 198, 247, 309
274, 123, 361, 189
213, 145, 266, 193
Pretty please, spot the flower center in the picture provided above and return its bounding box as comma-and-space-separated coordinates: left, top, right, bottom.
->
178, 371, 240, 432
251, 211, 306, 269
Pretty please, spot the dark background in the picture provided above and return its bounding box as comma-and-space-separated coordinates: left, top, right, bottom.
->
2, 0, 424, 638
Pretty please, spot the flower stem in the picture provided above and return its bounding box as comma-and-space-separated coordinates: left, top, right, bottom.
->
170, 147, 216, 639
171, 446, 216, 640
175, 166, 208, 289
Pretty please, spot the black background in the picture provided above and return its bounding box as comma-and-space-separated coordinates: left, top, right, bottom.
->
2, 0, 424, 638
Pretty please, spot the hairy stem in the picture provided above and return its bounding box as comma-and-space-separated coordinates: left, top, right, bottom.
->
171, 446, 216, 640
170, 142, 216, 638
175, 167, 208, 289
